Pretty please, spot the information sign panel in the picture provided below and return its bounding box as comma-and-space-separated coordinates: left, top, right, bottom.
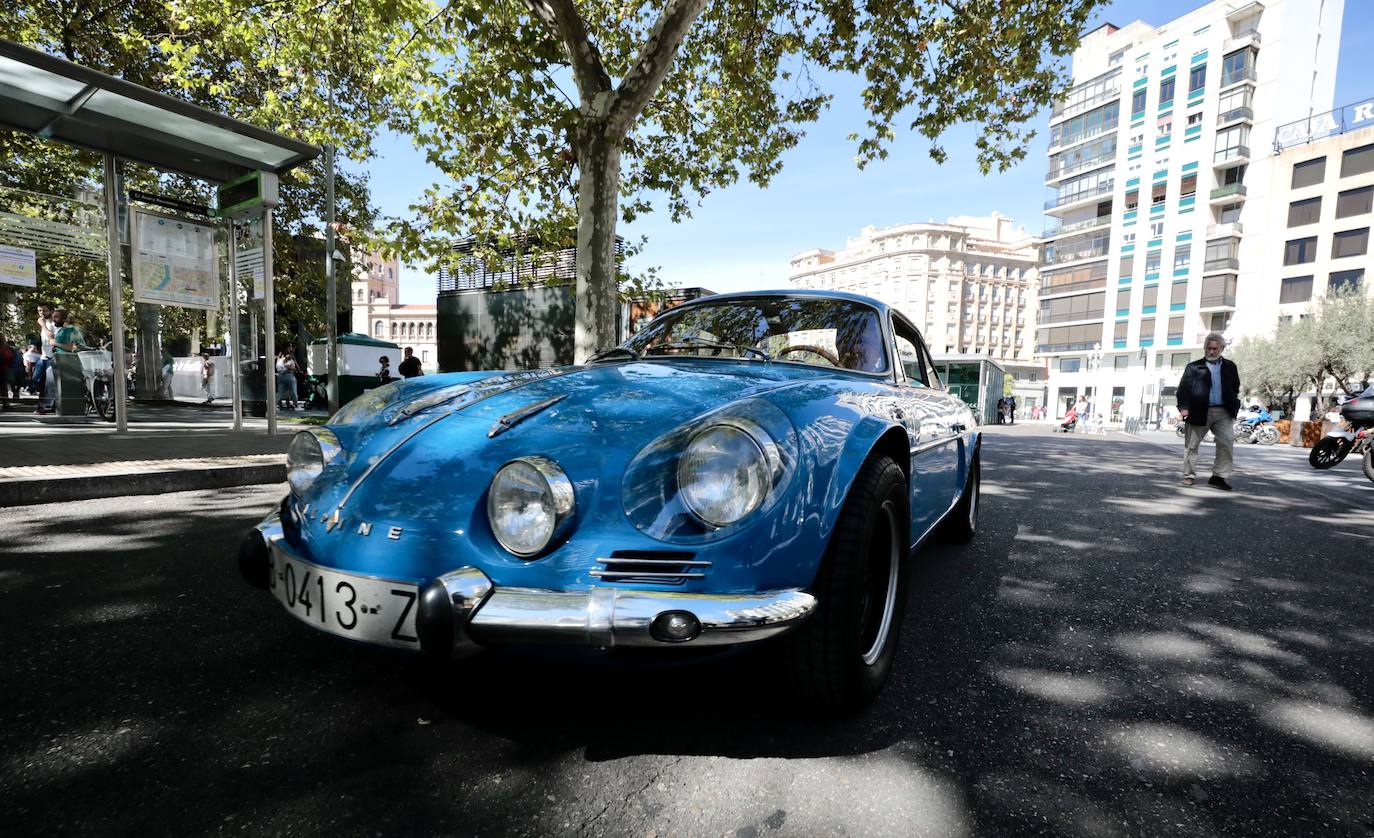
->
0, 244, 37, 287
132, 209, 220, 310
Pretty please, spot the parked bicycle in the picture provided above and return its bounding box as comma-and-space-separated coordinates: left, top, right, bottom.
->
77, 349, 116, 422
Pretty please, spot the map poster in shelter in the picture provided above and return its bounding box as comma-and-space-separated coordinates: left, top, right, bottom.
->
132, 209, 220, 310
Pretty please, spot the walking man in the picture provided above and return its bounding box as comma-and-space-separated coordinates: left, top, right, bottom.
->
1177, 332, 1241, 490
201, 352, 216, 403
398, 346, 423, 378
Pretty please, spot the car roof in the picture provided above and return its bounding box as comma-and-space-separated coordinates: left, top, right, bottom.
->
672, 288, 892, 317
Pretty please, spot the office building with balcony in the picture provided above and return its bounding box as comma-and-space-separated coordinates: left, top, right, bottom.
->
1250, 117, 1374, 342
1038, 0, 1343, 421
789, 214, 1048, 409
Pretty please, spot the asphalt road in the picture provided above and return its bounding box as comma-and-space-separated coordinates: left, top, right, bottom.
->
2, 425, 1371, 837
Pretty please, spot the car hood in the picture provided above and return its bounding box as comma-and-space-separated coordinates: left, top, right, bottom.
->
307, 360, 830, 524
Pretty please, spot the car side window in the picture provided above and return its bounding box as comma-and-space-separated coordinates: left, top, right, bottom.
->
892, 322, 928, 387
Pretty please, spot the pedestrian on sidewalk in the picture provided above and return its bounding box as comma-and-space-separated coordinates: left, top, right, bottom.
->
0, 334, 14, 411
201, 353, 216, 403
1006, 395, 1017, 425
398, 346, 423, 378
377, 355, 394, 384
31, 302, 56, 414
1178, 332, 1241, 491
160, 348, 174, 398
275, 351, 299, 410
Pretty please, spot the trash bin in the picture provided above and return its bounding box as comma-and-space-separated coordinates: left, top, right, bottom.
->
241, 357, 267, 417
52, 353, 87, 416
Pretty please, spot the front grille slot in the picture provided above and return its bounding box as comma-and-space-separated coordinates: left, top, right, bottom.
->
592, 551, 709, 585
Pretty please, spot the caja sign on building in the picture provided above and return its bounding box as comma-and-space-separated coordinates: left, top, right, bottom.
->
1276, 98, 1374, 150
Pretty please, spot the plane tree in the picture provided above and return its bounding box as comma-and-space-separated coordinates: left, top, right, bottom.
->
390, 0, 1110, 360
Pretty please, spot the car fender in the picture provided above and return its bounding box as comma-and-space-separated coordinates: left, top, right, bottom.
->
813, 413, 910, 554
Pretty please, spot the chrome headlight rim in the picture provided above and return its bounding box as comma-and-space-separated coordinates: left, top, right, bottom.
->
486, 455, 576, 558
676, 420, 774, 530
286, 428, 343, 495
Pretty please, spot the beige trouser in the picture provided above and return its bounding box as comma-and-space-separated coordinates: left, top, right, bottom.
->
1183, 406, 1235, 479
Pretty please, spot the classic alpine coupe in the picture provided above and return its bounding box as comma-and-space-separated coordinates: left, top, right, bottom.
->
240, 290, 980, 709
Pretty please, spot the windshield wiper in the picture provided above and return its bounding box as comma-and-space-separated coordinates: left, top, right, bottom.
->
648, 337, 771, 362
588, 346, 641, 363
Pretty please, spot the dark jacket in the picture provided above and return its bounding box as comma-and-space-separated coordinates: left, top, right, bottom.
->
1177, 356, 1241, 425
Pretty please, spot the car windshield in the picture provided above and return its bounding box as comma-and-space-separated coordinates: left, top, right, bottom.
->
624, 297, 889, 374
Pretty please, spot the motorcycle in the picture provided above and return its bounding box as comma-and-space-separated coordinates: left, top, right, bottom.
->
1235, 406, 1279, 445
1310, 395, 1374, 482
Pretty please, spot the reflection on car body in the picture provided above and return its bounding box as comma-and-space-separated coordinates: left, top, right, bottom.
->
241, 290, 981, 709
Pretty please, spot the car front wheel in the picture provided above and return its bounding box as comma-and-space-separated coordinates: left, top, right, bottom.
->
786, 454, 908, 711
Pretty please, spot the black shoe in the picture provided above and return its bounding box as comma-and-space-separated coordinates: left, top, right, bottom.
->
1208, 475, 1232, 491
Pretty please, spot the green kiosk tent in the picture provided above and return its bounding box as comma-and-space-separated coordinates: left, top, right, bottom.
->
308, 333, 401, 407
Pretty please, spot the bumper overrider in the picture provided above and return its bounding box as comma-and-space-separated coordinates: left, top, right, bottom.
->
240, 518, 817, 658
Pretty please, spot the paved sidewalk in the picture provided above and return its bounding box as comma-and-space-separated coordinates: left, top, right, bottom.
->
0, 397, 314, 506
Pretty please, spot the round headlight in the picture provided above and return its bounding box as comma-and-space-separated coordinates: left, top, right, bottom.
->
678, 424, 770, 528
286, 429, 341, 495
487, 456, 575, 557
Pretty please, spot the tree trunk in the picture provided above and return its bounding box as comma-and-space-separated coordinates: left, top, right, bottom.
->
572, 127, 622, 364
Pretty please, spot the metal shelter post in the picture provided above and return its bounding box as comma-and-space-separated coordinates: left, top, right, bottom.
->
263, 208, 276, 435
227, 220, 243, 431
102, 155, 128, 432
325, 143, 339, 415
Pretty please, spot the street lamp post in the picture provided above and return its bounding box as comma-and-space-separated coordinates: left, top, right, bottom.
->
1088, 343, 1103, 421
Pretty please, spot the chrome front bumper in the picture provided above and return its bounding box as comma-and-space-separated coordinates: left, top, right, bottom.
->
245, 520, 817, 658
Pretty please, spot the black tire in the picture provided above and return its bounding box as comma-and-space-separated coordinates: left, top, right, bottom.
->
940, 455, 980, 543
92, 378, 115, 422
1255, 426, 1279, 445
1309, 437, 1351, 469
1364, 447, 1374, 483
786, 455, 908, 711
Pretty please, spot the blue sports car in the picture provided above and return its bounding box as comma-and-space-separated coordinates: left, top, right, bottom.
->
240, 290, 980, 709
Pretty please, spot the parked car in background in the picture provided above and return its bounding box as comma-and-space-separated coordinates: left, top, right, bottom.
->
240, 290, 981, 709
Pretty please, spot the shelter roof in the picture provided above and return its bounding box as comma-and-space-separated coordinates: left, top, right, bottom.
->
0, 38, 319, 183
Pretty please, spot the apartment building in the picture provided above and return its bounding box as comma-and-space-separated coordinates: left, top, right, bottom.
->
1038, 0, 1344, 420
1249, 121, 1374, 336
789, 214, 1047, 407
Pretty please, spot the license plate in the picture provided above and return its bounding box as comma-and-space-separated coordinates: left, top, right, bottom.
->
267, 546, 420, 650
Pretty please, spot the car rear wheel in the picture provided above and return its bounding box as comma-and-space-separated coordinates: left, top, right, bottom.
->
786, 454, 908, 711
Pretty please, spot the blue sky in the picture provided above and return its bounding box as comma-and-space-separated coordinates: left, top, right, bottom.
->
369, 0, 1372, 304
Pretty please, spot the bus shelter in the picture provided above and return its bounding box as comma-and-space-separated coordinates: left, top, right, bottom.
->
0, 38, 319, 433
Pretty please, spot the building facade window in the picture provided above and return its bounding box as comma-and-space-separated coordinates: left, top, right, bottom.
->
1151, 183, 1167, 205
1159, 77, 1175, 104
1220, 48, 1256, 86
1332, 228, 1369, 259
1170, 281, 1187, 307
1341, 144, 1374, 178
1180, 173, 1197, 198
1142, 284, 1159, 310
1287, 197, 1322, 227
1336, 186, 1373, 219
1131, 89, 1146, 115
1214, 125, 1250, 163
1174, 245, 1191, 269
1060, 358, 1082, 372
1279, 276, 1313, 304
1329, 269, 1365, 291
1188, 65, 1206, 92
1291, 157, 1326, 189
1283, 236, 1318, 265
